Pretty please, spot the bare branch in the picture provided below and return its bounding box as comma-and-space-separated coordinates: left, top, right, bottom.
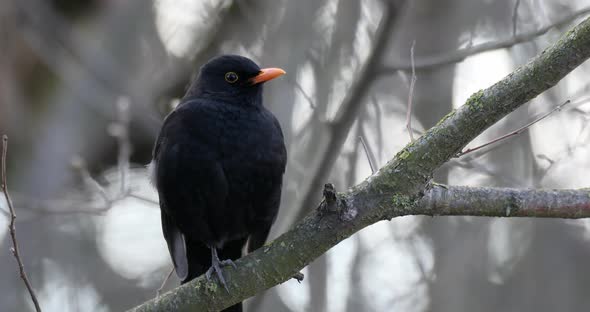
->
156, 267, 175, 298
41, 100, 137, 216
114, 97, 132, 195
456, 99, 570, 157
291, 77, 316, 109
421, 184, 590, 217
359, 136, 377, 174
406, 40, 417, 141
512, 0, 521, 37
2, 135, 42, 312
127, 193, 159, 205
9, 190, 158, 219
71, 156, 111, 209
10, 195, 111, 217
442, 95, 590, 163
381, 7, 590, 72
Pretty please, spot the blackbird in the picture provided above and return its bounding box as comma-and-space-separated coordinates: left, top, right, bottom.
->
150, 55, 287, 311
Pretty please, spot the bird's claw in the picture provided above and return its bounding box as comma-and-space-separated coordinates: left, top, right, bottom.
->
205, 252, 236, 293
205, 262, 229, 292
220, 259, 237, 269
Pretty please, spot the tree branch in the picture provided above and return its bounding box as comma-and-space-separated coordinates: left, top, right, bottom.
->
381, 6, 590, 72
406, 40, 417, 141
421, 185, 590, 217
127, 15, 590, 312
2, 136, 42, 312
512, 0, 521, 37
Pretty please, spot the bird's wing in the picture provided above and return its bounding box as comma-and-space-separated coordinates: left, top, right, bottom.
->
161, 208, 213, 282
247, 178, 283, 253
153, 105, 229, 278
152, 112, 190, 279
160, 210, 188, 280
247, 115, 287, 253
247, 220, 274, 254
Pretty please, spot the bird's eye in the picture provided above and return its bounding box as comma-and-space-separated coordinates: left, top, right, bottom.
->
224, 72, 239, 83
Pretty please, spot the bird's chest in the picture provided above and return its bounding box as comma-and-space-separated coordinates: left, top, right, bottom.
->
215, 113, 282, 194
217, 114, 278, 164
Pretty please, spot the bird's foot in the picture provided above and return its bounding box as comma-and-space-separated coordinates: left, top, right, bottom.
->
205, 248, 237, 292
220, 258, 237, 269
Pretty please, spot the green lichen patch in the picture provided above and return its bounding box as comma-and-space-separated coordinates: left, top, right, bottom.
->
465, 89, 485, 111
391, 194, 415, 211
205, 281, 219, 293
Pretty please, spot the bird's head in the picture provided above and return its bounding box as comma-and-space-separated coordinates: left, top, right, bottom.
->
187, 55, 286, 106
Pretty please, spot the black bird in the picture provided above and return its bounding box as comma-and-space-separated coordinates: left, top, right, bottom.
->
150, 55, 287, 311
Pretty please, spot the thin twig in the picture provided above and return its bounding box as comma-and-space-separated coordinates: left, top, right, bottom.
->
11, 194, 111, 216
2, 135, 42, 312
359, 136, 377, 174
456, 100, 571, 157
157, 267, 175, 297
406, 40, 417, 141
71, 156, 110, 206
290, 77, 316, 109
67, 96, 133, 214
71, 156, 124, 214
453, 96, 589, 163
113, 97, 131, 195
127, 193, 159, 205
8, 190, 158, 219
512, 0, 521, 37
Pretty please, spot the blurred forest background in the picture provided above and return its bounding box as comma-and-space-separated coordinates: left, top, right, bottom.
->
2, 0, 590, 311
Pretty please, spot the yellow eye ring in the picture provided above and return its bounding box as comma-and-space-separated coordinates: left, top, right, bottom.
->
225, 72, 239, 83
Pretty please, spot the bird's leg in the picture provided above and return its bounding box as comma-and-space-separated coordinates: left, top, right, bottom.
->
205, 247, 237, 292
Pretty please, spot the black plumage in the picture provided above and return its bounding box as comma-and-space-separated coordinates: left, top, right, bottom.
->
150, 55, 287, 311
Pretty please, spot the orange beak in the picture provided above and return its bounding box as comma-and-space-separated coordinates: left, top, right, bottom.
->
249, 68, 286, 85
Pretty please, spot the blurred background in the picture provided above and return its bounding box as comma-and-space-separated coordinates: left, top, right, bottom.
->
1, 0, 590, 311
